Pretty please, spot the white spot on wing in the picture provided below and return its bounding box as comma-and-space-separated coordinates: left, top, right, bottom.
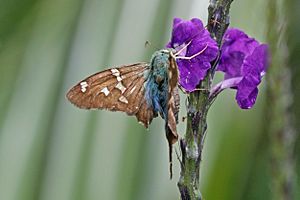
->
115, 82, 126, 94
117, 76, 122, 82
119, 96, 128, 104
111, 68, 120, 76
100, 87, 110, 96
111, 68, 122, 81
80, 81, 88, 93
169, 71, 172, 79
129, 86, 137, 94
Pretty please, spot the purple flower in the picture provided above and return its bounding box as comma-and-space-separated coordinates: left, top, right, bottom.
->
216, 28, 269, 109
167, 18, 218, 92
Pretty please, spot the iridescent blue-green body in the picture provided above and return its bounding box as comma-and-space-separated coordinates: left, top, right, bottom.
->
145, 50, 170, 118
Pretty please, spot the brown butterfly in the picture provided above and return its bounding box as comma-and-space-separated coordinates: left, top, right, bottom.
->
67, 49, 180, 178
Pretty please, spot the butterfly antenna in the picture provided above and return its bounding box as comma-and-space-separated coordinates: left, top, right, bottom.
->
174, 40, 192, 56
144, 40, 160, 51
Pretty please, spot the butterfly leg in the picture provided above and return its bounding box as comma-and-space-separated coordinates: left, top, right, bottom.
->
175, 145, 183, 166
174, 40, 192, 56
179, 84, 209, 94
178, 84, 188, 94
194, 88, 209, 92
175, 44, 208, 60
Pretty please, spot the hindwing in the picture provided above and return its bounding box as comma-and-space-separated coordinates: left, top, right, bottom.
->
166, 54, 180, 145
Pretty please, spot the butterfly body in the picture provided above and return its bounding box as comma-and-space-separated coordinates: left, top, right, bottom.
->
145, 50, 170, 117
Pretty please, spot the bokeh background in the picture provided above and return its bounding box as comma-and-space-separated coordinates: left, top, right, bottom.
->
0, 0, 299, 200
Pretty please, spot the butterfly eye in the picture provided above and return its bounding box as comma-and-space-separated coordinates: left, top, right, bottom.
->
156, 76, 164, 83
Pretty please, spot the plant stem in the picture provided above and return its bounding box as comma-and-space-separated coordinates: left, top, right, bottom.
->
177, 1, 233, 199
266, 0, 297, 199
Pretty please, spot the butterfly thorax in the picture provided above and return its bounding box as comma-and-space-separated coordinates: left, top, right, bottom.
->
145, 49, 173, 117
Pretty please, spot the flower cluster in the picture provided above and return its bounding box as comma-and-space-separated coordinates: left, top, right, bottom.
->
167, 18, 269, 109
217, 29, 268, 108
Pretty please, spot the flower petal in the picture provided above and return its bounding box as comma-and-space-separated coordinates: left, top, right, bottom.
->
167, 18, 218, 91
187, 32, 218, 62
236, 75, 260, 109
242, 44, 269, 77
170, 18, 204, 47
178, 60, 211, 92
218, 28, 259, 77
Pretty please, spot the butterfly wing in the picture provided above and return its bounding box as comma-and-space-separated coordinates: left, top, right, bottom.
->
165, 54, 180, 179
166, 54, 180, 145
66, 62, 156, 127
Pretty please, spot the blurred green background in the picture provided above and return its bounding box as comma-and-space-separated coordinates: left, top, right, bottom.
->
0, 0, 299, 200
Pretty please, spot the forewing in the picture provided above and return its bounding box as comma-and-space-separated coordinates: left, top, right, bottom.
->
66, 63, 149, 115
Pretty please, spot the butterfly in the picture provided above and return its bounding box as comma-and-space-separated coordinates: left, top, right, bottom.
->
66, 49, 181, 178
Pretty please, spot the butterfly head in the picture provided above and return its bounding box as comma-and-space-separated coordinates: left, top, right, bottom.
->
150, 49, 175, 70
